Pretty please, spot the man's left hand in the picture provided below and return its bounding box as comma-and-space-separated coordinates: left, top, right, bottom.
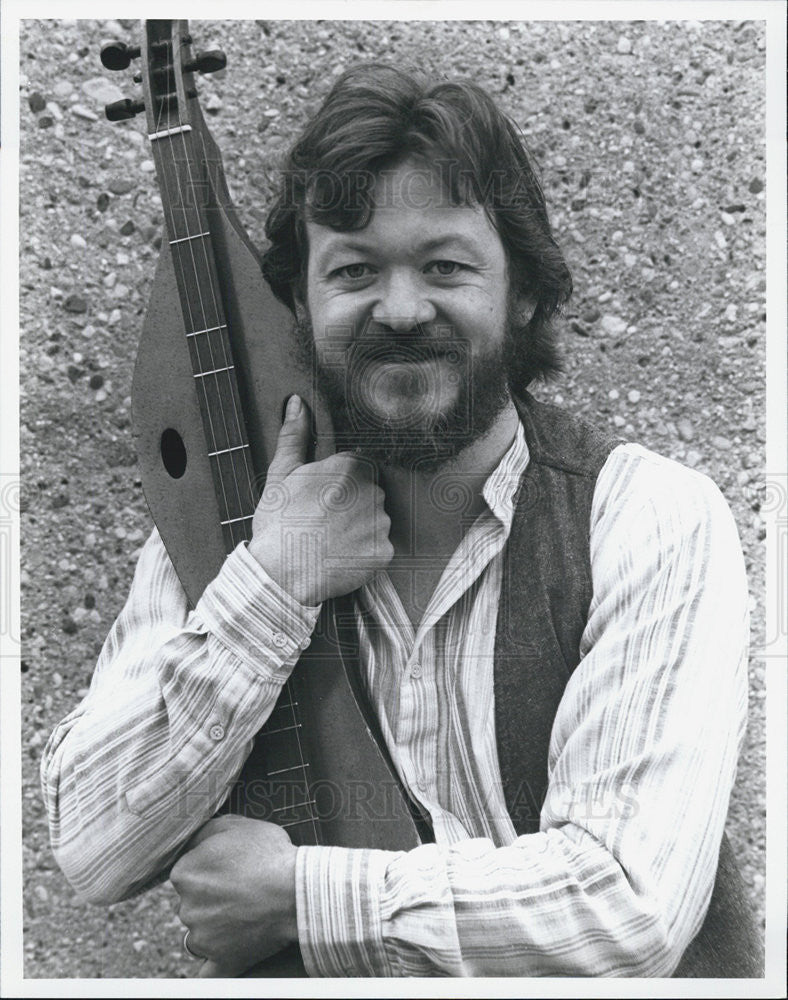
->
170, 814, 298, 978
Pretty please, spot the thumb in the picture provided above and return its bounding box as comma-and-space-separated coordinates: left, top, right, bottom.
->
266, 394, 310, 483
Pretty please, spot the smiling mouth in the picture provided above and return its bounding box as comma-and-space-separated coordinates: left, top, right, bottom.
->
349, 336, 465, 366
379, 355, 450, 365
366, 347, 459, 366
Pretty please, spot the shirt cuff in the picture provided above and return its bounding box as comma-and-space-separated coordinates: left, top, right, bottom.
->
296, 845, 397, 977
194, 541, 322, 681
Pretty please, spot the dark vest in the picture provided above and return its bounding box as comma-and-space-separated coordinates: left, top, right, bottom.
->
490, 391, 761, 977
267, 390, 761, 978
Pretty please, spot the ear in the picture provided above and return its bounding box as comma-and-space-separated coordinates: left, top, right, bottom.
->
291, 284, 308, 323
512, 293, 537, 326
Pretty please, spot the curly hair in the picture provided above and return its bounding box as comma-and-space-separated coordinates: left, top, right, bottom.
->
261, 63, 572, 388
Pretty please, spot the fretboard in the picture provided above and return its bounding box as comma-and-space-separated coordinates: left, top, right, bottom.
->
148, 100, 322, 847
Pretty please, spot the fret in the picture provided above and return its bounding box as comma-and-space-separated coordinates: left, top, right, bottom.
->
264, 700, 302, 724
281, 816, 320, 831
270, 697, 299, 711
169, 231, 211, 245
187, 324, 227, 338
270, 799, 317, 816
267, 763, 309, 777
148, 123, 192, 141
269, 701, 298, 725
208, 444, 250, 457
164, 218, 208, 247
263, 723, 303, 736
193, 364, 235, 379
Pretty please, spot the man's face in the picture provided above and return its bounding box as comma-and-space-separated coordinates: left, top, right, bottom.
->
298, 159, 524, 470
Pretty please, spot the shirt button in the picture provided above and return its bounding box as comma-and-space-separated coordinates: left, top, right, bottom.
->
209, 723, 225, 741
410, 659, 422, 679
416, 775, 427, 792
271, 631, 288, 649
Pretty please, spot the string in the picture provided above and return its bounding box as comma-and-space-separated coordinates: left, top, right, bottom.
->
172, 36, 319, 842
150, 48, 231, 536
174, 50, 322, 842
174, 95, 256, 544
149, 25, 319, 844
156, 49, 247, 547
188, 118, 321, 845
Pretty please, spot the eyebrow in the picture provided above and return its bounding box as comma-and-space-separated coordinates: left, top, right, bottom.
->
313, 233, 485, 268
418, 235, 483, 256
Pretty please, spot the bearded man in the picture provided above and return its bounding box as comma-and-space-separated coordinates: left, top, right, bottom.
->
42, 65, 760, 978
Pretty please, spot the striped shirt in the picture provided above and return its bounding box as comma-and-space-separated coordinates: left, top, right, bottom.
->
41, 426, 749, 977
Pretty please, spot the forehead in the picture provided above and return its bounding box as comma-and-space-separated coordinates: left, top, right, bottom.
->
306, 160, 505, 263
368, 161, 466, 213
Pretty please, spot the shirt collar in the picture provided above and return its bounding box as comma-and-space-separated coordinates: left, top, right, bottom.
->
481, 418, 529, 530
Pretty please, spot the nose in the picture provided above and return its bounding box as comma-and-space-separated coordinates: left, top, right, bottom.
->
371, 271, 437, 332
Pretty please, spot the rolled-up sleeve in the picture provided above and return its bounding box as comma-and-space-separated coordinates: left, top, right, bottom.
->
41, 527, 321, 904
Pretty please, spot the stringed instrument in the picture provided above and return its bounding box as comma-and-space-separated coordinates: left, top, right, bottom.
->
101, 19, 423, 977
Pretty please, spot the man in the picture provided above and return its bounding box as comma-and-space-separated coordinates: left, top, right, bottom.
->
42, 65, 756, 977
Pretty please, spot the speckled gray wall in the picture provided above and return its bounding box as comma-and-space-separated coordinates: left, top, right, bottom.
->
19, 17, 766, 978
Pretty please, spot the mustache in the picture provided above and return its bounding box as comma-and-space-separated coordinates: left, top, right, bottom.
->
345, 335, 469, 366
292, 313, 471, 369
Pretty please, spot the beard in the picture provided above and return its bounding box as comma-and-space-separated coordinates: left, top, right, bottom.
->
294, 312, 519, 472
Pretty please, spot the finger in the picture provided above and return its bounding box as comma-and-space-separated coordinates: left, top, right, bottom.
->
198, 958, 241, 978
333, 450, 377, 474
265, 394, 310, 483
327, 452, 380, 493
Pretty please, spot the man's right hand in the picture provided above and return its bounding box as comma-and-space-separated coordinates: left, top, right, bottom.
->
248, 394, 393, 605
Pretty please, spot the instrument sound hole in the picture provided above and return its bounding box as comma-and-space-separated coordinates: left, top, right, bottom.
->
160, 428, 187, 479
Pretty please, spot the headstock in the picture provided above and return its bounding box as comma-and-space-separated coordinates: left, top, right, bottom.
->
100, 20, 226, 128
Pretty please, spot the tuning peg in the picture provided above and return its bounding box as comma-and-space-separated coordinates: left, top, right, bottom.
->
184, 50, 227, 75
101, 40, 141, 71
105, 98, 145, 122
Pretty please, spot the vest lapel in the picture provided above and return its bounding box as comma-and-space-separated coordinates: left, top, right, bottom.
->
493, 391, 617, 833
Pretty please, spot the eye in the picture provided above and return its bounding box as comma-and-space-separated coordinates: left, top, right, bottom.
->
333, 262, 374, 280
426, 260, 464, 276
